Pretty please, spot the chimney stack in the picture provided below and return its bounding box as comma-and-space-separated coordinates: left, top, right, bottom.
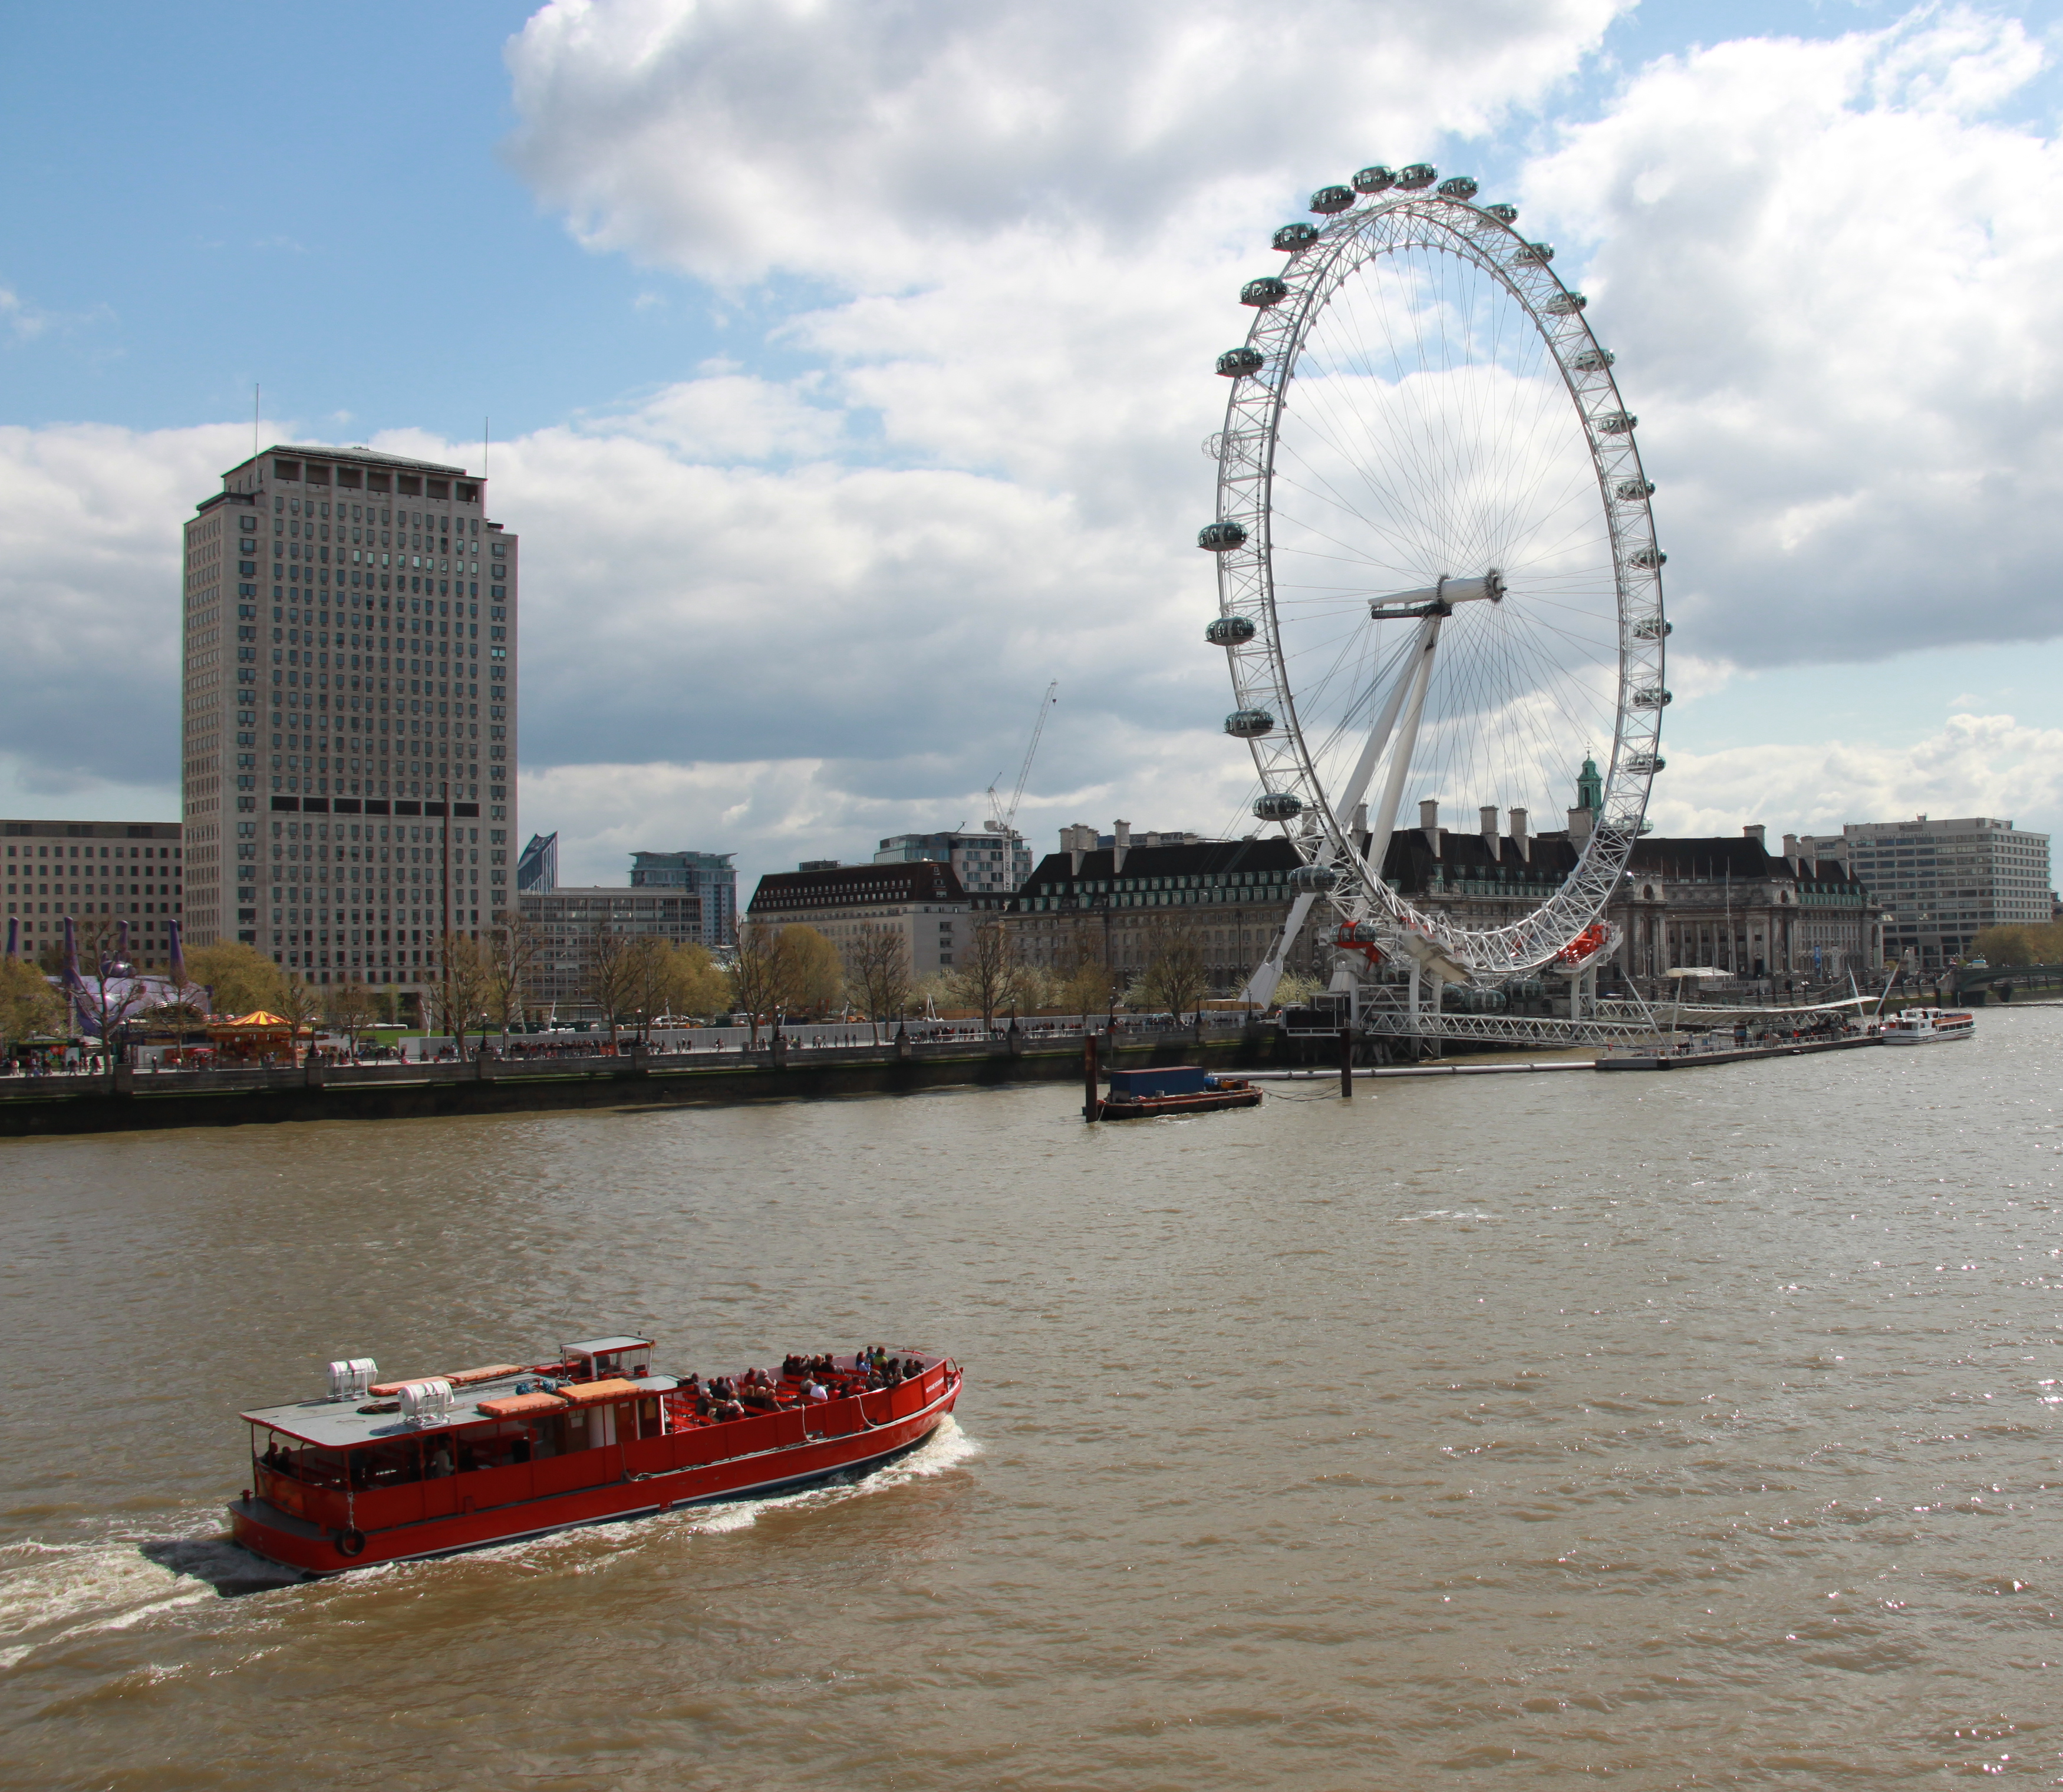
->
1352, 800, 1369, 848
1782, 832, 1802, 863
1510, 806, 1530, 862
1112, 818, 1132, 874
1567, 805, 1593, 846
1480, 805, 1500, 862
1744, 823, 1767, 849
1062, 822, 1096, 874
1419, 798, 1440, 856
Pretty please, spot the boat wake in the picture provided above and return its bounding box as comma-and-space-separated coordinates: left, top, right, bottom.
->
0, 1523, 300, 1674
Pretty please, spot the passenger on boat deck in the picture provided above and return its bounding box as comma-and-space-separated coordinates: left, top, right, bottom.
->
801, 1377, 829, 1402
716, 1398, 745, 1422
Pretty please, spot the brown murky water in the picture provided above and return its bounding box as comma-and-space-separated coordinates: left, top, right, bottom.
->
3, 1009, 2061, 1788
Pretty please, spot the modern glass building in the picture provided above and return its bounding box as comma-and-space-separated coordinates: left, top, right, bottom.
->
629, 851, 737, 948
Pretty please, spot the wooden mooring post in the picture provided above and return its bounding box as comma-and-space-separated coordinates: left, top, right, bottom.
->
1083, 1032, 1101, 1122
1338, 1025, 1353, 1098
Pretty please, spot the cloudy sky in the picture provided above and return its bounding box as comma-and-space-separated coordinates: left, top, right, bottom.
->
5, 0, 2063, 886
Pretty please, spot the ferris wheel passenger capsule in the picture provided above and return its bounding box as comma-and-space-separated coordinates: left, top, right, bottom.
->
1272, 222, 1321, 252
1215, 347, 1264, 378
1352, 166, 1396, 193
1205, 615, 1257, 646
1543, 291, 1587, 314
1484, 203, 1518, 223
1571, 348, 1614, 372
1288, 864, 1340, 893
1513, 241, 1555, 264
1436, 176, 1478, 200
1225, 709, 1276, 739
1633, 687, 1673, 708
1628, 546, 1666, 569
1198, 522, 1247, 552
1395, 164, 1437, 190
1309, 185, 1357, 214
1254, 791, 1304, 821
1632, 616, 1672, 639
1616, 478, 1656, 500
1240, 277, 1288, 308
1598, 411, 1637, 434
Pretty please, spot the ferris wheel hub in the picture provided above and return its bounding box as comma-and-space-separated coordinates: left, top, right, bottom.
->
1366, 571, 1505, 621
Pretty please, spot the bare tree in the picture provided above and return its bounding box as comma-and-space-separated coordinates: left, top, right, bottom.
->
945, 916, 1035, 1031
485, 918, 542, 1050
58, 916, 159, 1071
625, 935, 672, 1044
584, 925, 642, 1052
270, 971, 322, 1062
1054, 920, 1118, 1025
1132, 914, 1211, 1024
427, 933, 492, 1060
842, 925, 915, 1041
726, 921, 782, 1047
325, 979, 378, 1058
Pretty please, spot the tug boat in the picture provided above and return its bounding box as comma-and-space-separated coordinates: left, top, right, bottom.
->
228, 1336, 963, 1574
1095, 1065, 1262, 1120
1879, 1006, 1976, 1045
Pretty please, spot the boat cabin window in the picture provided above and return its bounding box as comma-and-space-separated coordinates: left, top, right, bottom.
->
255, 1434, 349, 1487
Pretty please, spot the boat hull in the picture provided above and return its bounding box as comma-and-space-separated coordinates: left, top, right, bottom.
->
1096, 1089, 1263, 1120
229, 1372, 959, 1575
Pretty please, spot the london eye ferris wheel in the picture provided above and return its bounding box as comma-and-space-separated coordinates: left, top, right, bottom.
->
1202, 163, 1669, 1003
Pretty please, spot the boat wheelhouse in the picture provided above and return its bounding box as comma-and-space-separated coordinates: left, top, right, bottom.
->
229, 1334, 962, 1574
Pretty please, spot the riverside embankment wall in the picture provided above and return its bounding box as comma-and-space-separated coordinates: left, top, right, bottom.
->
0, 1030, 1277, 1139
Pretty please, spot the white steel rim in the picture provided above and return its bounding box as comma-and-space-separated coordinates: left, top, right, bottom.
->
1210, 184, 1667, 980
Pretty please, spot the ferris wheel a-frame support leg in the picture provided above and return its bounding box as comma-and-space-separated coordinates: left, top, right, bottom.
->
1242, 614, 1444, 1011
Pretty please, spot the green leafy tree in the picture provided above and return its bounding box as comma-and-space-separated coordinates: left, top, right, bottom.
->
185, 940, 284, 1018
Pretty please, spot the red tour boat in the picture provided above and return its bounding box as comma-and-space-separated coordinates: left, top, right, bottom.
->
229, 1335, 963, 1574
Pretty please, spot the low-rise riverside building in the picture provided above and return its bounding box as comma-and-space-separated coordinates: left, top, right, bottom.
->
1375, 803, 1880, 988
1799, 816, 2051, 968
4, 818, 185, 973
993, 824, 1325, 992
746, 862, 969, 978
518, 886, 706, 1014
988, 801, 1879, 998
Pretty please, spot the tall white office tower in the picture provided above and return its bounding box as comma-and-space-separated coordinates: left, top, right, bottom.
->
182, 445, 519, 1020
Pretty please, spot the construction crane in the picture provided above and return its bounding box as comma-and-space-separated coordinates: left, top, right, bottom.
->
986, 681, 1059, 839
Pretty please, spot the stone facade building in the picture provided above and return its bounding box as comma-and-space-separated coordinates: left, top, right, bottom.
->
745, 862, 970, 981
992, 826, 1326, 992
1370, 806, 1880, 989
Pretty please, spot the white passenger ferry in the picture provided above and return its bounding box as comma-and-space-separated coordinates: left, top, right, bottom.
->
1879, 1006, 1976, 1045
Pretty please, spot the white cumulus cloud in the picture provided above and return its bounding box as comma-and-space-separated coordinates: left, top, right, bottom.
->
1525, 7, 2063, 666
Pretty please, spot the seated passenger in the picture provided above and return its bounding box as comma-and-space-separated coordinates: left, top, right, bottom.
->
802, 1377, 829, 1402
716, 1398, 745, 1423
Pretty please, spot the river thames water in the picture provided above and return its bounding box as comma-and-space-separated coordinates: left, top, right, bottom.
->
2, 1008, 2061, 1788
